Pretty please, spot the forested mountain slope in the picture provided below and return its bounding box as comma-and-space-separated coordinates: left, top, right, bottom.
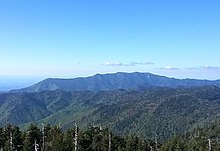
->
1, 86, 220, 141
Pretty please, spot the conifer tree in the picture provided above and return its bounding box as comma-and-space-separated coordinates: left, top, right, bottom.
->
43, 124, 51, 151
63, 128, 75, 151
2, 124, 13, 151
46, 125, 64, 151
23, 124, 41, 151
0, 127, 5, 150
11, 126, 23, 151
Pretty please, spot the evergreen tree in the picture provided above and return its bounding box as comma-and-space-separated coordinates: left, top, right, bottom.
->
63, 128, 75, 151
0, 127, 5, 150
111, 135, 126, 151
12, 126, 23, 151
23, 124, 41, 151
46, 126, 64, 151
2, 124, 13, 151
78, 128, 93, 151
43, 124, 51, 151
124, 135, 139, 151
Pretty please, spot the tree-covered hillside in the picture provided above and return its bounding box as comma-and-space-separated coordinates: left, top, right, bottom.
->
1, 86, 220, 141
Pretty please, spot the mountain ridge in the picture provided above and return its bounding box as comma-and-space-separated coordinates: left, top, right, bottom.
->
12, 72, 220, 93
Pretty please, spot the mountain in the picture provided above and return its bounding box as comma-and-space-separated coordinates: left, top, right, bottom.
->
2, 86, 220, 141
12, 72, 220, 92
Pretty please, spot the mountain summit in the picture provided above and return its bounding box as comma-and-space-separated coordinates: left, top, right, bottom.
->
13, 72, 220, 92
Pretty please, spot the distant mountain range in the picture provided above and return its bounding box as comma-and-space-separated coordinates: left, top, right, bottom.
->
12, 72, 220, 92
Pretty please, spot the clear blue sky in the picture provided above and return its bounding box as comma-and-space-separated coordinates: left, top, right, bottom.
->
0, 0, 220, 80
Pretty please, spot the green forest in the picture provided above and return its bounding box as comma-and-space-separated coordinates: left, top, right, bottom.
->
0, 123, 156, 151
1, 121, 220, 151
2, 86, 220, 142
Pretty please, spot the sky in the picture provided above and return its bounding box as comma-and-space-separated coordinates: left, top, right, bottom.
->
0, 0, 220, 80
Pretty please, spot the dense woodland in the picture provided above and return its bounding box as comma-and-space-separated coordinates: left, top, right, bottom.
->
161, 121, 220, 150
0, 121, 220, 151
0, 123, 157, 151
1, 86, 220, 142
